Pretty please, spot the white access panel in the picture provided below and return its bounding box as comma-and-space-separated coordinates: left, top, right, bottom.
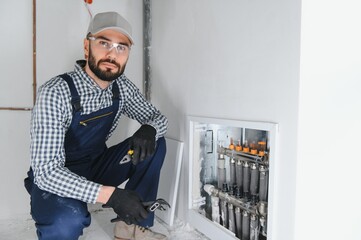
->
186, 116, 279, 240
156, 138, 184, 226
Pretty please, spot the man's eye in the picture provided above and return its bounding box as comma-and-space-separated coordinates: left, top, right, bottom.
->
99, 40, 110, 48
116, 45, 127, 52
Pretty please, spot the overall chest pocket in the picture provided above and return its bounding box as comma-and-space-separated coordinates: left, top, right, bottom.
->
79, 112, 113, 126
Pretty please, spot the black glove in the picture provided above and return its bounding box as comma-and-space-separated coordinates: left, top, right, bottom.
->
103, 188, 148, 225
129, 124, 156, 165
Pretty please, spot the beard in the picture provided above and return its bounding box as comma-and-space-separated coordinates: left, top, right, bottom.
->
88, 48, 125, 82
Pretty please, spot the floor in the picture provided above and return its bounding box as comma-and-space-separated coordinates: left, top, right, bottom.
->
0, 204, 209, 240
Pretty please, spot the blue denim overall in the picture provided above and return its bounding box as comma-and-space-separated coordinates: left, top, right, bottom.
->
24, 74, 166, 240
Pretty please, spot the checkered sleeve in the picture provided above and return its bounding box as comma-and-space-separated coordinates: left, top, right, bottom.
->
119, 77, 168, 139
30, 80, 101, 203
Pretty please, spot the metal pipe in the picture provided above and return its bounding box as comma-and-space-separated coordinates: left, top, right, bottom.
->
211, 196, 220, 224
204, 184, 257, 215
250, 214, 259, 240
143, 0, 151, 101
259, 216, 267, 237
220, 199, 228, 228
217, 154, 226, 189
218, 147, 266, 165
258, 201, 268, 217
32, 0, 37, 105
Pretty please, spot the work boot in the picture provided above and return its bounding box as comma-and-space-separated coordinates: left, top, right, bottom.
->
114, 221, 167, 240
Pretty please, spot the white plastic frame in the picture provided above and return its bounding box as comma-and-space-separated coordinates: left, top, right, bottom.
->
186, 116, 279, 240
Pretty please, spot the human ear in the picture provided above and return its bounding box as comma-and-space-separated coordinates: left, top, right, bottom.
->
84, 38, 89, 59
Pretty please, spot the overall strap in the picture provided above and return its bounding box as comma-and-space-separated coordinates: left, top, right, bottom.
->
111, 81, 120, 112
111, 81, 120, 100
59, 74, 82, 112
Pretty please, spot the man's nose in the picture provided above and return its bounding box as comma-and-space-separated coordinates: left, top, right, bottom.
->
106, 46, 117, 59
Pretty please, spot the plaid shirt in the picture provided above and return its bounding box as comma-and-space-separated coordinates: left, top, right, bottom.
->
30, 60, 168, 203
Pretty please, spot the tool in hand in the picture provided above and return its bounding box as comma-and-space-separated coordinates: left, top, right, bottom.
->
119, 149, 134, 165
143, 198, 171, 212
110, 198, 171, 223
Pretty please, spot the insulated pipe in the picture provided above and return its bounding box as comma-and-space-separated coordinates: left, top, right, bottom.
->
243, 161, 250, 199
242, 211, 250, 240
230, 157, 236, 186
236, 159, 243, 192
204, 184, 257, 215
250, 163, 259, 200
259, 165, 268, 202
228, 203, 236, 234
235, 207, 242, 238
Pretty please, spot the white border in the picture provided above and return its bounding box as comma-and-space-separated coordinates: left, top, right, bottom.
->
186, 116, 279, 240
156, 137, 184, 226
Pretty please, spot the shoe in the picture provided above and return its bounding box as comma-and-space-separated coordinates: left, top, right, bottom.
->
114, 221, 167, 240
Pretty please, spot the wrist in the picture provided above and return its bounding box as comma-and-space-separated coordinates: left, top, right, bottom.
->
96, 186, 116, 204
142, 124, 156, 135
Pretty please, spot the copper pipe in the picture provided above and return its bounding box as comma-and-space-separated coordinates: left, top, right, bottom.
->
0, 107, 32, 111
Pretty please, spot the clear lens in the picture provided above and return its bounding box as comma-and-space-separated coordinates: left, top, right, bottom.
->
88, 37, 130, 55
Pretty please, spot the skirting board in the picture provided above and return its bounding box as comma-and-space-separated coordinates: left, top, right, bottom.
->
155, 137, 184, 226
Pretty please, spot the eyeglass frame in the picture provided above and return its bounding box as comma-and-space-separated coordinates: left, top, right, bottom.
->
87, 35, 131, 55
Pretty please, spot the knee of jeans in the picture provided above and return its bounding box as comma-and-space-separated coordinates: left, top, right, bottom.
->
38, 210, 90, 240
155, 137, 166, 154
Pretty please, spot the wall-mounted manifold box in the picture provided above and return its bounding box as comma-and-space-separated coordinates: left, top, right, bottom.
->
186, 116, 278, 240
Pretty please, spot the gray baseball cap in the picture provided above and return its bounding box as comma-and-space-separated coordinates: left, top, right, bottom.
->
87, 12, 134, 45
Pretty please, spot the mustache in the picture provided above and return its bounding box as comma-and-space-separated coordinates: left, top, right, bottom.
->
98, 59, 121, 69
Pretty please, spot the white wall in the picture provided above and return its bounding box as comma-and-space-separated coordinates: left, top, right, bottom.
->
0, 1, 33, 107
295, 1, 361, 239
0, 1, 303, 239
8, 1, 361, 240
151, 1, 301, 240
0, 0, 144, 220
36, 0, 144, 142
36, 0, 143, 88
0, 0, 33, 219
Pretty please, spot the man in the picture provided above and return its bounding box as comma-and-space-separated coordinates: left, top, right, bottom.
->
24, 11, 168, 240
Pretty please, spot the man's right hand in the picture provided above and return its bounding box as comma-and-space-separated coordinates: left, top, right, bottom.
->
103, 188, 148, 225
